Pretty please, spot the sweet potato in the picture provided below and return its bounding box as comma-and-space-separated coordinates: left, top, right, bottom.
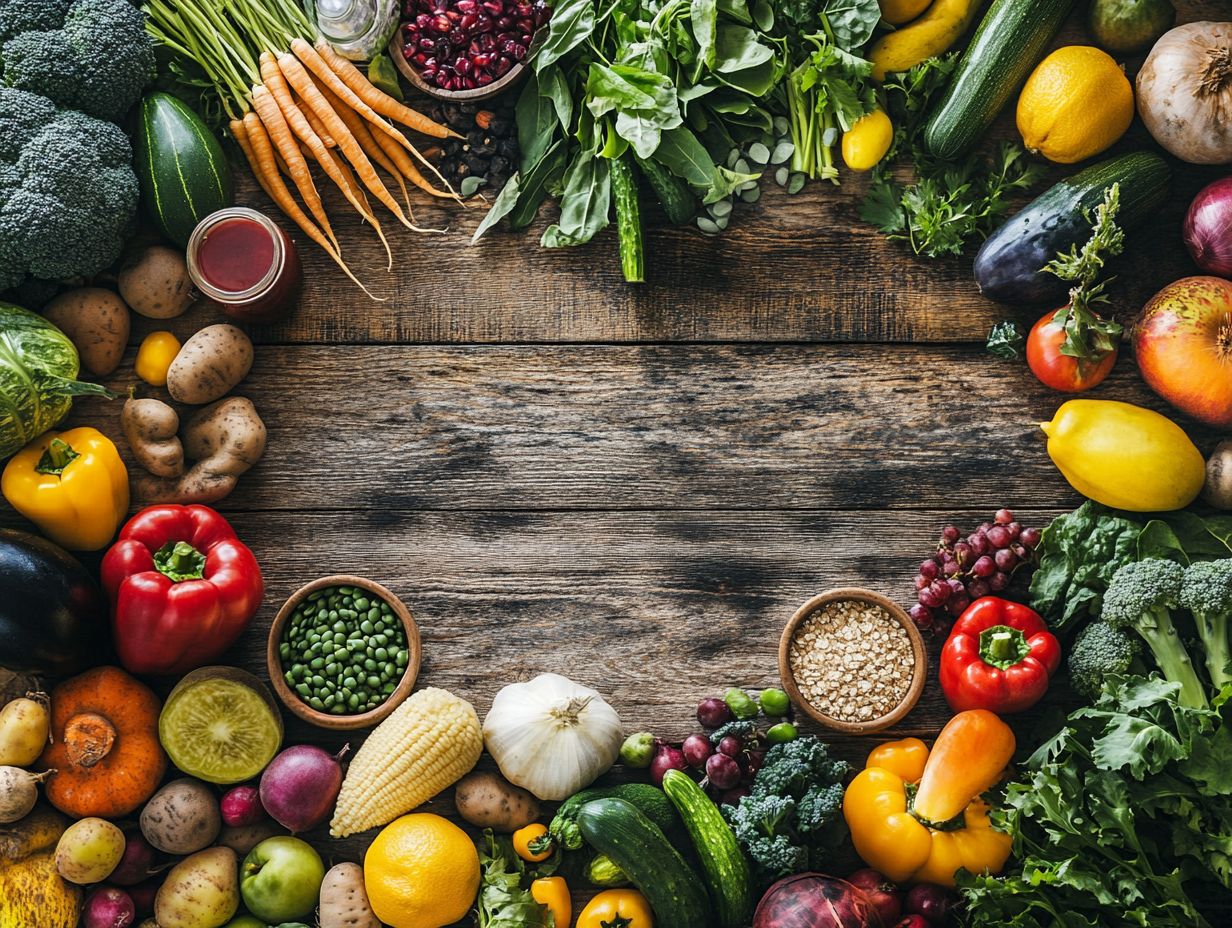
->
41, 288, 130, 377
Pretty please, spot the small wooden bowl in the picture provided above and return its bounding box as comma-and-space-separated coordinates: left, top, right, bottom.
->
388, 31, 528, 103
267, 575, 421, 731
778, 587, 927, 735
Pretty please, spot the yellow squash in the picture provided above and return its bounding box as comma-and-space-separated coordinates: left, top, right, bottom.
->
842, 109, 894, 171
0, 807, 82, 928
1017, 46, 1134, 164
879, 0, 933, 25
869, 0, 981, 81
1041, 400, 1205, 512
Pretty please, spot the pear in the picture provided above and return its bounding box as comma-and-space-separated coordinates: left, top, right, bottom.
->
155, 846, 239, 928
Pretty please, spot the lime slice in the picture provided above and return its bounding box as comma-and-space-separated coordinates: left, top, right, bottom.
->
159, 667, 283, 784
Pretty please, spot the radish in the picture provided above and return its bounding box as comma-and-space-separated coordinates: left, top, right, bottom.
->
83, 887, 135, 928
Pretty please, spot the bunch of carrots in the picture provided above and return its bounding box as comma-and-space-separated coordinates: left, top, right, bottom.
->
145, 0, 462, 296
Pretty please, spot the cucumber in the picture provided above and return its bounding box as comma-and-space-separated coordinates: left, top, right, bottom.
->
578, 798, 712, 928
636, 156, 698, 225
661, 770, 753, 928
973, 151, 1171, 305
611, 155, 645, 284
136, 92, 234, 247
550, 782, 681, 851
924, 0, 1077, 161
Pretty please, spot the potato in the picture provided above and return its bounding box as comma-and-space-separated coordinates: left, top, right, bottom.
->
454, 771, 540, 832
139, 778, 221, 855
119, 246, 194, 319
122, 397, 184, 478
0, 694, 49, 767
216, 820, 285, 856
54, 817, 125, 884
135, 397, 265, 504
167, 324, 253, 405
319, 862, 379, 928
155, 847, 238, 928
41, 288, 130, 377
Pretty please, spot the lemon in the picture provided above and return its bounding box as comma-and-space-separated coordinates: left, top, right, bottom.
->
364, 814, 480, 928
842, 109, 894, 172
1016, 46, 1133, 164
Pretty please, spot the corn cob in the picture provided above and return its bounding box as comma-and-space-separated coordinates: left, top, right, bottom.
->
330, 687, 483, 837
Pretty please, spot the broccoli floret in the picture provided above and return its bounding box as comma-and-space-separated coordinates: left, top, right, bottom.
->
0, 87, 138, 290
1067, 621, 1142, 701
752, 736, 850, 799
1, 0, 154, 121
1102, 558, 1207, 708
723, 793, 808, 879
1180, 560, 1232, 693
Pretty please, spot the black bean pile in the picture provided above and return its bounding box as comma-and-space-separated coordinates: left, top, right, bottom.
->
429, 97, 519, 197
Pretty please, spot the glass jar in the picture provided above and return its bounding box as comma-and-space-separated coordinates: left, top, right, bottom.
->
315, 0, 400, 61
186, 207, 303, 324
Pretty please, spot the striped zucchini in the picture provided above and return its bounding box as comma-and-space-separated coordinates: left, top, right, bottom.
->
136, 93, 234, 247
924, 0, 1077, 161
611, 155, 645, 284
662, 769, 754, 928
578, 798, 713, 928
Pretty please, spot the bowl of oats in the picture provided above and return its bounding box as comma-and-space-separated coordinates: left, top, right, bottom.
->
778, 587, 927, 734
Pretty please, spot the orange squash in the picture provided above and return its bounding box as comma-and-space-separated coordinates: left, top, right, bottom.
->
39, 667, 167, 818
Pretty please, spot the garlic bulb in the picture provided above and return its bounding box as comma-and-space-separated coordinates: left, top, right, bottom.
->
482, 673, 623, 801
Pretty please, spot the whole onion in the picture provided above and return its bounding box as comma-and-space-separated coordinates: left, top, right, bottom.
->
649, 740, 687, 786
904, 883, 956, 925
83, 887, 135, 928
754, 873, 876, 928
259, 744, 348, 833
1136, 22, 1232, 164
846, 868, 903, 926
1184, 177, 1232, 277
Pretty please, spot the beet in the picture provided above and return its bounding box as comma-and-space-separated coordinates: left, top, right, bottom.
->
259, 744, 347, 833
108, 833, 156, 886
755, 873, 876, 928
83, 887, 135, 928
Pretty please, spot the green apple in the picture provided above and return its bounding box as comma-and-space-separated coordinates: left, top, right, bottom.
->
239, 837, 324, 923
222, 918, 267, 928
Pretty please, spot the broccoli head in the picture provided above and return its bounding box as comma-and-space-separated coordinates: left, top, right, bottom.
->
1102, 558, 1207, 708
0, 87, 138, 291
723, 793, 808, 880
1067, 621, 1141, 701
752, 735, 851, 799
1180, 559, 1232, 693
1, 0, 154, 121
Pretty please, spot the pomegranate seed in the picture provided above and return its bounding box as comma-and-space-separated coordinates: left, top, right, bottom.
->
454, 55, 472, 74
515, 2, 532, 16
496, 14, 514, 28
460, 75, 477, 89
419, 36, 436, 49
517, 16, 533, 31
457, 0, 477, 9
471, 52, 493, 66
476, 71, 494, 85
413, 51, 429, 65
495, 55, 513, 75
475, 13, 494, 30
509, 42, 527, 59
432, 13, 451, 30
459, 12, 477, 27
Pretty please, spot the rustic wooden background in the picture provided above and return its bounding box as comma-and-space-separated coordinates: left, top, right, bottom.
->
3, 2, 1230, 923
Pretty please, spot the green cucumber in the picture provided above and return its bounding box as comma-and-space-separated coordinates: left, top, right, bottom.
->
973, 151, 1171, 304
578, 798, 712, 928
136, 92, 234, 247
550, 782, 681, 851
636, 156, 698, 225
661, 769, 753, 928
924, 0, 1078, 161
611, 155, 645, 284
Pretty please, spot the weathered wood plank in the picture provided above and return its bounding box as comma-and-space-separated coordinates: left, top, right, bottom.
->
72, 343, 1221, 513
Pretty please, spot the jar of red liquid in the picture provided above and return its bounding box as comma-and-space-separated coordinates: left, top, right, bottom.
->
186, 207, 303, 323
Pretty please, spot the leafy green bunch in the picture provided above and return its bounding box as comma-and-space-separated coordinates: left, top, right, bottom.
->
475, 831, 559, 928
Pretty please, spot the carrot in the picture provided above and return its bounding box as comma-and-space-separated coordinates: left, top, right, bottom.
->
276, 52, 415, 231
369, 125, 458, 200
296, 38, 453, 140
304, 141, 395, 270
302, 103, 335, 148
249, 83, 337, 252
235, 115, 382, 301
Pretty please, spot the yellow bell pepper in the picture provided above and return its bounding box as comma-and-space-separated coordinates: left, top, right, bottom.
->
843, 709, 1015, 886
531, 876, 571, 928
578, 889, 654, 928
1, 427, 128, 551
513, 823, 554, 862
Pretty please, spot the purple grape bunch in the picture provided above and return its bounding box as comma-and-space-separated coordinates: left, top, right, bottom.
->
908, 509, 1042, 632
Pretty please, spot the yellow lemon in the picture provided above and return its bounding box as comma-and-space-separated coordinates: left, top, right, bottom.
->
879, 0, 932, 25
364, 814, 480, 928
842, 109, 894, 172
1016, 46, 1133, 164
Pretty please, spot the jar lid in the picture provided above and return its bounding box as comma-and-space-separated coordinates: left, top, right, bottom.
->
316, 0, 374, 39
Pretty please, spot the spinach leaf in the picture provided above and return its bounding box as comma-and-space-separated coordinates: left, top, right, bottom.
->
470, 173, 525, 243
717, 0, 753, 24
654, 126, 716, 186
714, 23, 776, 73
542, 65, 574, 131
585, 63, 658, 116
820, 0, 881, 50
691, 0, 718, 67
541, 149, 612, 246
516, 72, 558, 172
533, 0, 597, 69
510, 142, 568, 229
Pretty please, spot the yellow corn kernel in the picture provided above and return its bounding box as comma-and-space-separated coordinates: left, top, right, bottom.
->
330, 687, 483, 837
135, 331, 181, 387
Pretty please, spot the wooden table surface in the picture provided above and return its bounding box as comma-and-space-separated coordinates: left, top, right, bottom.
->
4, 2, 1229, 922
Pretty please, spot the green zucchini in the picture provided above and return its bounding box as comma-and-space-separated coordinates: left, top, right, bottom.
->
578, 798, 712, 928
973, 151, 1170, 304
550, 783, 681, 851
136, 92, 234, 247
661, 770, 753, 928
636, 156, 698, 225
611, 155, 645, 283
924, 0, 1078, 161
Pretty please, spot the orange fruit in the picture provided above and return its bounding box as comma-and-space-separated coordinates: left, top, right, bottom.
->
363, 814, 480, 928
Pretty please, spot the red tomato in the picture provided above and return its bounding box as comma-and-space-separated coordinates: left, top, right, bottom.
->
1026, 309, 1117, 392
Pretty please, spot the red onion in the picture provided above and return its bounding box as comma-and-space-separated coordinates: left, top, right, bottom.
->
220, 784, 266, 827
259, 744, 348, 833
754, 873, 876, 928
682, 733, 713, 768
108, 832, 157, 887
697, 697, 733, 729
706, 753, 741, 790
1184, 177, 1232, 277
846, 868, 903, 926
649, 740, 687, 786
904, 883, 955, 925
83, 888, 135, 928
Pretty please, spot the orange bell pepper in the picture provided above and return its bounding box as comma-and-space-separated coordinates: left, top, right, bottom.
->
843, 709, 1016, 886
531, 876, 571, 928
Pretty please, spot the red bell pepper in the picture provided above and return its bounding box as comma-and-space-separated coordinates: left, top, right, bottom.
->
101, 505, 263, 675
939, 597, 1061, 714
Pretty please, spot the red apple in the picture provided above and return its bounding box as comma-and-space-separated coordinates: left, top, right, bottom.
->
1134, 276, 1232, 428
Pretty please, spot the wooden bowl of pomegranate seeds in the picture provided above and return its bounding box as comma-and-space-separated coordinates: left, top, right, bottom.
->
391, 0, 549, 102
778, 587, 927, 734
